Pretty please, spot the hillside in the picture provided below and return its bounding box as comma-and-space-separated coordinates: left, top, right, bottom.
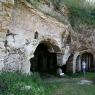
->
26, 0, 95, 28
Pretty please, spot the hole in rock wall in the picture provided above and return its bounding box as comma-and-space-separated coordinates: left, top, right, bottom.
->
30, 43, 57, 75
66, 35, 71, 45
34, 31, 38, 39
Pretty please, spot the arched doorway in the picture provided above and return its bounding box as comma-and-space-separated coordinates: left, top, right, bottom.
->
30, 42, 59, 75
76, 52, 94, 72
81, 52, 93, 71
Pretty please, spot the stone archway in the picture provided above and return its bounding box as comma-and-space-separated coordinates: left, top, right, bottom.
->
81, 52, 93, 71
30, 41, 61, 75
76, 52, 94, 72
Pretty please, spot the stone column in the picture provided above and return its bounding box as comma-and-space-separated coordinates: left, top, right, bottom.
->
73, 52, 79, 73
57, 53, 63, 66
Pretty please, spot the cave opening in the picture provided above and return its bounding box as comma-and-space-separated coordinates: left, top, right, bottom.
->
30, 43, 57, 75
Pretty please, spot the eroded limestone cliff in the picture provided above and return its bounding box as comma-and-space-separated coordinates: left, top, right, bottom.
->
0, 0, 95, 74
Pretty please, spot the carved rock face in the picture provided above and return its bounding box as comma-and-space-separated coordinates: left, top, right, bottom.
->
71, 27, 95, 51
0, 0, 14, 32
0, 0, 72, 73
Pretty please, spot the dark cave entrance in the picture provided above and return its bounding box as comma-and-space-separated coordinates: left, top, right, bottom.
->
62, 64, 67, 73
76, 52, 94, 72
30, 43, 57, 75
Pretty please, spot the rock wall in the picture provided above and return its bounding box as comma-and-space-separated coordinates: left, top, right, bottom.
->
0, 0, 71, 73
0, 0, 14, 71
1, 0, 95, 74
72, 26, 95, 73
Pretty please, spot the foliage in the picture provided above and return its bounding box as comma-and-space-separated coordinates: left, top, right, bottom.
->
26, 0, 95, 27
63, 0, 95, 28
26, 0, 40, 8
50, 0, 95, 27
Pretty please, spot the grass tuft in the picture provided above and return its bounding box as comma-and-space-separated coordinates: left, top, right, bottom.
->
0, 72, 95, 95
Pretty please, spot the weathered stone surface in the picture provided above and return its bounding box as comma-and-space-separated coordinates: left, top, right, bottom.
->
0, 0, 14, 32
72, 26, 95, 51
0, 0, 71, 73
2, 0, 95, 74
71, 26, 95, 73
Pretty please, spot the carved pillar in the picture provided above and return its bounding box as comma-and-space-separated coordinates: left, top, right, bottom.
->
73, 52, 80, 73
57, 53, 63, 66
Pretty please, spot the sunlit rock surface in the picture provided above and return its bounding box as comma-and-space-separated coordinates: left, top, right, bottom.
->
0, 0, 95, 74
0, 0, 72, 73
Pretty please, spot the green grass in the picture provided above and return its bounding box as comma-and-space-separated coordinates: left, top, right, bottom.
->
0, 72, 95, 95
0, 72, 56, 95
54, 82, 95, 95
66, 72, 95, 78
